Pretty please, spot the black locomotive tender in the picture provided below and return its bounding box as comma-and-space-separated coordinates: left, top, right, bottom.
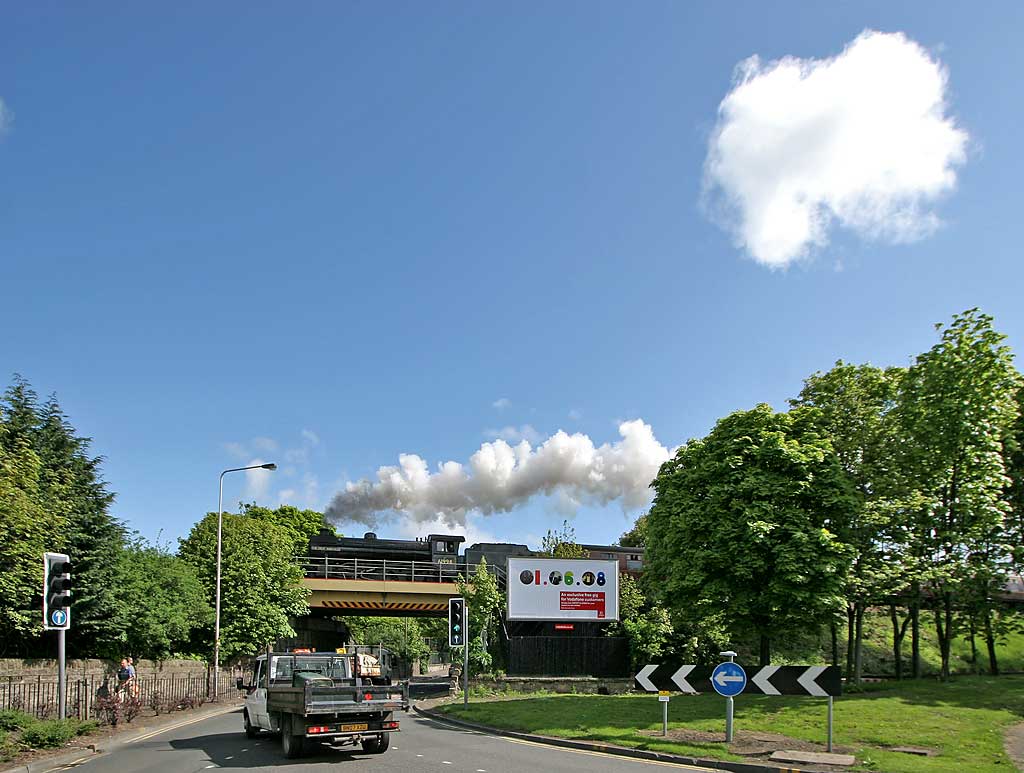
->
304, 528, 537, 583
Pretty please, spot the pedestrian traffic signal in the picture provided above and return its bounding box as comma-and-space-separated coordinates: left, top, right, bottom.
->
448, 597, 465, 647
43, 552, 72, 630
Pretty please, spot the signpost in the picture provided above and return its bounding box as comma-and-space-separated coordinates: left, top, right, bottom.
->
634, 660, 842, 749
43, 553, 72, 720
658, 691, 670, 736
713, 652, 743, 741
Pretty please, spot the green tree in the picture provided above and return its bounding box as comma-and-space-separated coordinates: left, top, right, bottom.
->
345, 617, 430, 665
1005, 385, 1024, 572
0, 426, 64, 652
611, 574, 673, 668
645, 404, 856, 665
242, 504, 327, 555
112, 537, 211, 660
1, 378, 126, 658
540, 520, 586, 559
178, 512, 310, 662
35, 395, 125, 658
791, 361, 906, 682
896, 309, 1021, 679
618, 515, 647, 548
456, 559, 504, 675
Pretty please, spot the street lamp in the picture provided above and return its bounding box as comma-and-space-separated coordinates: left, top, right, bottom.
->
212, 463, 277, 700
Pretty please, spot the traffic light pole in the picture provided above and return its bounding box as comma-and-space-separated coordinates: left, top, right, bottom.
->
57, 629, 66, 720
462, 602, 469, 707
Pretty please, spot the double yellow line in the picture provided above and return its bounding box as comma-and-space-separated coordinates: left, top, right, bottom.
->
43, 705, 238, 772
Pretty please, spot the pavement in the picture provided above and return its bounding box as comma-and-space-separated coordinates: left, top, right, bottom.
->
5, 703, 722, 773
1005, 722, 1024, 772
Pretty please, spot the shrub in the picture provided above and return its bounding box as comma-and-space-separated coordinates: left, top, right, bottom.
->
0, 710, 33, 731
94, 694, 122, 726
122, 696, 143, 724
20, 719, 79, 749
0, 729, 17, 762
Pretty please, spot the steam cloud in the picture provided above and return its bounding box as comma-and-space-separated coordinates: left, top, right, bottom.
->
324, 420, 671, 529
703, 30, 968, 267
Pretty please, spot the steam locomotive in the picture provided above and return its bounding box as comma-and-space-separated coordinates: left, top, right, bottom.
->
307, 528, 465, 564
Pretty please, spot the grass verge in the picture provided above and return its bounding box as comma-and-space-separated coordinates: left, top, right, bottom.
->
440, 676, 1024, 773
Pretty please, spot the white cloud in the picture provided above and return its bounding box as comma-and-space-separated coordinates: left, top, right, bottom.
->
568, 409, 582, 421
285, 447, 309, 465
492, 397, 511, 410
277, 488, 298, 503
703, 30, 968, 267
484, 424, 543, 445
324, 420, 671, 529
301, 429, 320, 446
244, 459, 274, 501
252, 437, 278, 453
224, 441, 248, 459
303, 472, 320, 508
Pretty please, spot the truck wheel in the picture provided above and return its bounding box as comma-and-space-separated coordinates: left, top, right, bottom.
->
280, 716, 305, 759
243, 710, 259, 739
361, 733, 389, 754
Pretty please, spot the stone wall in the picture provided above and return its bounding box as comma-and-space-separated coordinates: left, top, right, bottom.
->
0, 658, 222, 683
470, 675, 634, 695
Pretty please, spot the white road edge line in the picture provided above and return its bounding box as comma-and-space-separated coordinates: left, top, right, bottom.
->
502, 737, 715, 770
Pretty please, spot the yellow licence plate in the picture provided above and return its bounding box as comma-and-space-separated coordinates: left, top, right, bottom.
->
340, 723, 368, 732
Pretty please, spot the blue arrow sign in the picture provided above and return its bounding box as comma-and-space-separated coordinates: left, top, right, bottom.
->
711, 661, 746, 697
49, 609, 68, 627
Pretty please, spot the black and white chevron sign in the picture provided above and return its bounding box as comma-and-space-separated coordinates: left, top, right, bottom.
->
634, 664, 841, 697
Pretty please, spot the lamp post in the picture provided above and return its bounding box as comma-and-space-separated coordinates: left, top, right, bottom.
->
212, 463, 276, 700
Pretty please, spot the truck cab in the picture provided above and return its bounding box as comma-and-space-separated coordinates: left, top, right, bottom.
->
240, 649, 408, 758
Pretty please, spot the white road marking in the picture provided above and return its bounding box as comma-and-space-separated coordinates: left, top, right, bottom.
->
503, 737, 714, 769
442, 762, 452, 765
126, 706, 237, 744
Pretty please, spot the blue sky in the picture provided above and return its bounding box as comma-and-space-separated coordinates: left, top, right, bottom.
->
3, 2, 1023, 551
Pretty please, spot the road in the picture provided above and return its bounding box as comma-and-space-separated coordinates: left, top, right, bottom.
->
54, 706, 716, 773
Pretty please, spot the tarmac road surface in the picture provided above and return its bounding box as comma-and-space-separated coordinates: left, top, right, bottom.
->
44, 705, 716, 773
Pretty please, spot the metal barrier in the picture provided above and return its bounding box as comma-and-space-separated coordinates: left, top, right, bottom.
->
298, 557, 505, 586
0, 674, 213, 722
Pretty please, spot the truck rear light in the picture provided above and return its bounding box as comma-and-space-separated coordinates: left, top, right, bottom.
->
364, 692, 373, 700
383, 721, 399, 730
307, 726, 331, 734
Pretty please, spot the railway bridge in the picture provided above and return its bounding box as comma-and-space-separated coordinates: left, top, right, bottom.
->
299, 555, 504, 616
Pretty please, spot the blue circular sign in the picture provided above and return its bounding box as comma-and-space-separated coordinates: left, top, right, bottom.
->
711, 661, 746, 697
50, 609, 67, 627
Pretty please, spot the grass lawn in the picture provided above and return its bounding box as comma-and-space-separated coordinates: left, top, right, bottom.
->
440, 676, 1024, 772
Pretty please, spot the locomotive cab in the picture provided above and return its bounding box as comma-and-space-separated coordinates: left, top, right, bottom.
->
427, 535, 464, 565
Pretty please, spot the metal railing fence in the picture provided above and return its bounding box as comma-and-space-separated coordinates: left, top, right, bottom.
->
298, 557, 505, 586
0, 674, 212, 722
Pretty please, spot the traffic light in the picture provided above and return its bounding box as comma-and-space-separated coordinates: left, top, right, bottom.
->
448, 597, 465, 647
43, 552, 72, 630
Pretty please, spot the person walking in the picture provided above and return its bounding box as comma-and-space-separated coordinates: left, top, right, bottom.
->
116, 659, 132, 699
126, 657, 140, 697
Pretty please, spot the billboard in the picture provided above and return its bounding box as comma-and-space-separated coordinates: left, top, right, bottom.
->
506, 557, 619, 621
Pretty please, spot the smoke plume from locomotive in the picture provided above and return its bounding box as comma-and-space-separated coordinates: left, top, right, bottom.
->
324, 419, 670, 529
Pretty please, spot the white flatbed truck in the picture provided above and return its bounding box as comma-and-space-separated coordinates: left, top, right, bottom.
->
238, 650, 409, 758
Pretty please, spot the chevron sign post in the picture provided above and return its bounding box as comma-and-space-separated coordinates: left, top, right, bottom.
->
633, 663, 841, 697
634, 662, 842, 751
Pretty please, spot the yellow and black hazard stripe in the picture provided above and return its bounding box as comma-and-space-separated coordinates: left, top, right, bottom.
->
318, 600, 447, 611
